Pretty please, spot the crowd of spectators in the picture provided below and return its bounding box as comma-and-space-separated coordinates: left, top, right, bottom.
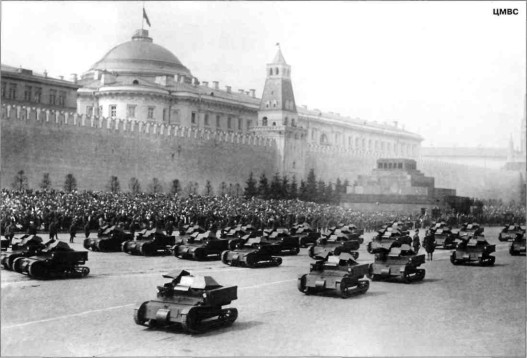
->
1, 189, 525, 236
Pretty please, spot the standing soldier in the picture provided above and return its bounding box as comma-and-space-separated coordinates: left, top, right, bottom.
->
84, 220, 91, 239
49, 219, 58, 240
412, 230, 421, 253
4, 221, 15, 247
423, 233, 436, 261
69, 219, 77, 243
28, 221, 38, 236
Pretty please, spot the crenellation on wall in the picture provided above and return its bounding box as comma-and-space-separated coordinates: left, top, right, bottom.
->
1, 104, 278, 152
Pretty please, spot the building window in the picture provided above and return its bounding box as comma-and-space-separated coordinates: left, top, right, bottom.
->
49, 89, 56, 105
86, 106, 93, 116
269, 68, 273, 76
58, 91, 66, 106
227, 117, 232, 129
32, 87, 42, 103
247, 120, 252, 129
127, 105, 136, 118
216, 114, 221, 128
8, 84, 17, 100
262, 117, 268, 126
238, 118, 242, 130
172, 109, 180, 125
191, 112, 197, 125
163, 108, 168, 122
1, 82, 6, 98
109, 105, 117, 118
147, 107, 155, 119
24, 86, 32, 101
275, 68, 279, 75
284, 117, 288, 126
204, 114, 209, 126
291, 118, 296, 127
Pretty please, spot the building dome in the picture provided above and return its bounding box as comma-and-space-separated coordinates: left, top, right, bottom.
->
89, 29, 192, 77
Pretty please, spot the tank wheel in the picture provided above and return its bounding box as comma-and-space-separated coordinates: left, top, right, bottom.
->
133, 302, 148, 326
416, 269, 426, 281
121, 242, 129, 254
402, 268, 413, 284
182, 309, 202, 333
307, 245, 315, 259
173, 244, 181, 258
297, 274, 308, 293
272, 256, 282, 267
140, 244, 153, 256
100, 240, 110, 252
28, 261, 48, 279
338, 279, 352, 298
450, 252, 459, 265
366, 242, 373, 254
80, 266, 90, 277
487, 256, 496, 266
12, 257, 26, 273
367, 263, 374, 279
291, 246, 300, 255
221, 250, 231, 265
219, 308, 238, 326
245, 254, 256, 268
228, 240, 239, 250
509, 247, 516, 256
193, 249, 206, 261
358, 279, 370, 294
7, 255, 20, 270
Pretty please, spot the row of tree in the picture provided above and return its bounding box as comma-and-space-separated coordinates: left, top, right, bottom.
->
12, 171, 78, 192
10, 170, 244, 196
244, 169, 349, 204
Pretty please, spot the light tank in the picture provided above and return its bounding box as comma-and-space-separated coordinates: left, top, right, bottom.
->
510, 232, 526, 256
366, 229, 405, 254
134, 270, 238, 333
290, 223, 321, 247
220, 237, 282, 268
12, 240, 89, 279
84, 227, 132, 252
122, 230, 176, 256
368, 244, 426, 283
499, 224, 526, 242
297, 252, 369, 298
308, 235, 360, 260
450, 228, 495, 266
262, 228, 300, 255
1, 235, 45, 270
173, 231, 232, 260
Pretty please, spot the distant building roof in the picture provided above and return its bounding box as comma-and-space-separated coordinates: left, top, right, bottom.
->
1, 64, 79, 88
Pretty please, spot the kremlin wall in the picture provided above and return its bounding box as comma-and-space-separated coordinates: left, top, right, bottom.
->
1, 29, 523, 204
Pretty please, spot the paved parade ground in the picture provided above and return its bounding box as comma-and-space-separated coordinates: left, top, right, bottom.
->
1, 227, 525, 357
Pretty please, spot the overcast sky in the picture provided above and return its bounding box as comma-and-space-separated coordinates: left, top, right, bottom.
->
2, 1, 525, 148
